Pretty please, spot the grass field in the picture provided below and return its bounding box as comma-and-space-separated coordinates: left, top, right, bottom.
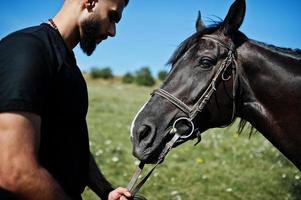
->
82, 77, 300, 200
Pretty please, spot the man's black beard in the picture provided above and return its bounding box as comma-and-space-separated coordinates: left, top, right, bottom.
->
80, 18, 100, 56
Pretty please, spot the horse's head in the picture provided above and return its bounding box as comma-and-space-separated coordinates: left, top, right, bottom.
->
131, 0, 247, 163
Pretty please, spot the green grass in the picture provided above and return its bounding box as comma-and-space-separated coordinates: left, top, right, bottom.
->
83, 78, 300, 200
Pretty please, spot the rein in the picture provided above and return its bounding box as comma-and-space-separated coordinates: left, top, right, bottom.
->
127, 35, 238, 199
127, 118, 194, 197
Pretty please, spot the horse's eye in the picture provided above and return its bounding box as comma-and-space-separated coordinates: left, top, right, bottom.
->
198, 57, 214, 70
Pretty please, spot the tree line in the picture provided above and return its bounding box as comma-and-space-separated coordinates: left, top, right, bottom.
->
90, 66, 168, 87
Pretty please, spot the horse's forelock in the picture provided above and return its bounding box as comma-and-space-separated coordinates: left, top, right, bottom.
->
167, 23, 223, 67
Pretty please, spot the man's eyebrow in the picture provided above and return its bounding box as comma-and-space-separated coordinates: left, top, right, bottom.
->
110, 10, 121, 23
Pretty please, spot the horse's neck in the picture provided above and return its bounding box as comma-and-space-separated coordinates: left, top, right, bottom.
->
237, 40, 301, 170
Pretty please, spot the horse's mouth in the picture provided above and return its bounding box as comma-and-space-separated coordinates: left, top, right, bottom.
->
133, 118, 202, 164
133, 128, 175, 164
135, 127, 199, 164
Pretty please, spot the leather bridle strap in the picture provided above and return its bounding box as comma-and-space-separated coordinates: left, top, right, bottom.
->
152, 89, 191, 115
127, 133, 180, 196
153, 40, 236, 121
202, 34, 235, 51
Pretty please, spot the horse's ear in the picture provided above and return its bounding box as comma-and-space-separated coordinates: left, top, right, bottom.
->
222, 0, 246, 35
196, 11, 206, 32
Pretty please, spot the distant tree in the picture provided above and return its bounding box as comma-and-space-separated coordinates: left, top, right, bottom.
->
90, 67, 114, 79
135, 67, 155, 87
122, 72, 134, 84
99, 67, 114, 79
158, 70, 168, 81
90, 67, 102, 79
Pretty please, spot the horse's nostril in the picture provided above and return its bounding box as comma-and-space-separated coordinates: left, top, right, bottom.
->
137, 125, 151, 142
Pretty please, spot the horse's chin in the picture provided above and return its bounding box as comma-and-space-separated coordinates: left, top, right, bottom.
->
138, 151, 164, 164
134, 147, 163, 164
134, 132, 175, 164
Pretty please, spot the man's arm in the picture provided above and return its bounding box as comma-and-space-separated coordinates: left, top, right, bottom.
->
87, 154, 131, 200
87, 154, 114, 199
0, 112, 71, 200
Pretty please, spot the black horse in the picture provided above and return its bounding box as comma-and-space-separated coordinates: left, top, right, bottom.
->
130, 0, 301, 171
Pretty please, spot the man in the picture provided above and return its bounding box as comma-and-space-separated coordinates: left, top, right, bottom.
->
0, 0, 132, 199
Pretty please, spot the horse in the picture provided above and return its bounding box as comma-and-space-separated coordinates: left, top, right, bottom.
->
130, 0, 301, 171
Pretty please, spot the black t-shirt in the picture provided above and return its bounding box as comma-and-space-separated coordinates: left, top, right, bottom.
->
0, 24, 90, 199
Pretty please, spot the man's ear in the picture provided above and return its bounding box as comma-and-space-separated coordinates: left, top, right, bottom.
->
196, 11, 206, 32
222, 0, 246, 35
83, 0, 96, 11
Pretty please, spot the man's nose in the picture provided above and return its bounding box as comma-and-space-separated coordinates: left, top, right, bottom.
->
108, 23, 116, 37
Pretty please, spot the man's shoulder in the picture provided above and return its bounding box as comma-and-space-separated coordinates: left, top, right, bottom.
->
0, 24, 60, 77
1, 24, 50, 49
0, 24, 59, 69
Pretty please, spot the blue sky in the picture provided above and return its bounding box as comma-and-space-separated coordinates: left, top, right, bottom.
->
1, 0, 301, 76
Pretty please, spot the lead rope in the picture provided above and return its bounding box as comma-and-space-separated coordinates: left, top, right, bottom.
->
127, 132, 180, 196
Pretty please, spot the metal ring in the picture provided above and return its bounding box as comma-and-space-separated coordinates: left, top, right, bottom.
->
172, 117, 195, 139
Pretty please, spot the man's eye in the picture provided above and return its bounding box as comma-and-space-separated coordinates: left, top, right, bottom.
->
109, 11, 120, 23
197, 57, 214, 70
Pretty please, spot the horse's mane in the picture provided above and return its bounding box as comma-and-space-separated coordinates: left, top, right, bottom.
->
238, 119, 256, 137
168, 20, 301, 66
252, 40, 301, 59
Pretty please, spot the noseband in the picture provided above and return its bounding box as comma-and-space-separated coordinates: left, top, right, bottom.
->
153, 35, 238, 137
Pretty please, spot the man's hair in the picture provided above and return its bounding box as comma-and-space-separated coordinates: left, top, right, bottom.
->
124, 0, 129, 6
66, 0, 129, 6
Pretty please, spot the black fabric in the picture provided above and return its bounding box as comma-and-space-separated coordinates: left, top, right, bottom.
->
0, 24, 90, 199
0, 189, 16, 200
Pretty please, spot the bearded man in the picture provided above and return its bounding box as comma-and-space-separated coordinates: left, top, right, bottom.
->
0, 0, 132, 199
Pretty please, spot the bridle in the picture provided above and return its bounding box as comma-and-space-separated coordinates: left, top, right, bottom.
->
153, 34, 238, 136
127, 35, 238, 199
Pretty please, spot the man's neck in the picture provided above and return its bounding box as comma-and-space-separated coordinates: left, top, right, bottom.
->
51, 2, 81, 51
